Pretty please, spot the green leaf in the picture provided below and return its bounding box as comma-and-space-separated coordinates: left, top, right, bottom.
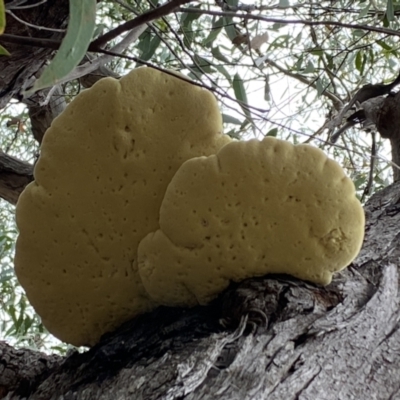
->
211, 46, 230, 63
180, 4, 201, 48
376, 40, 392, 51
266, 128, 278, 137
222, 113, 242, 125
316, 79, 324, 96
203, 18, 224, 46
303, 60, 315, 73
180, 5, 202, 25
233, 73, 252, 123
295, 55, 304, 71
140, 35, 161, 61
0, 0, 5, 34
24, 0, 97, 96
226, 0, 239, 7
310, 48, 323, 57
359, 5, 370, 18
0, 44, 9, 56
355, 51, 362, 72
383, 13, 390, 27
352, 29, 365, 37
386, 0, 394, 21
188, 55, 215, 75
214, 64, 232, 82
223, 18, 237, 41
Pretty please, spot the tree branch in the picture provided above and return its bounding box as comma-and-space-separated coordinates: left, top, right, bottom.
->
0, 151, 33, 205
91, 0, 193, 49
177, 7, 400, 38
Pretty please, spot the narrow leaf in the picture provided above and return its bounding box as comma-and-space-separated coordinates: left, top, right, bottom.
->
203, 18, 224, 46
0, 44, 10, 56
140, 35, 161, 61
222, 113, 242, 125
359, 5, 370, 18
233, 73, 252, 123
376, 40, 392, 51
303, 60, 315, 73
386, 0, 394, 21
0, 0, 5, 34
355, 51, 362, 72
214, 64, 232, 82
266, 128, 278, 137
223, 18, 237, 41
211, 46, 230, 63
24, 0, 97, 96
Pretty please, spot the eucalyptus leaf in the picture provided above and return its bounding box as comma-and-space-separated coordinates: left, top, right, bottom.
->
214, 64, 232, 82
233, 73, 252, 123
140, 35, 161, 61
303, 60, 315, 73
203, 18, 224, 46
24, 0, 97, 96
359, 5, 370, 18
266, 128, 278, 137
211, 46, 230, 63
223, 18, 237, 41
386, 0, 394, 21
222, 113, 242, 125
355, 51, 362, 73
0, 0, 5, 34
0, 44, 10, 56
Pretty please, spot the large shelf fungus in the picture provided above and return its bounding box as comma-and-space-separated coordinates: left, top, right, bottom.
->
14, 68, 231, 346
137, 138, 365, 307
14, 68, 364, 347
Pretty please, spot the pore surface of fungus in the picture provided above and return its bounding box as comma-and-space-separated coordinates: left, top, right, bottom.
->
14, 68, 231, 346
138, 138, 365, 306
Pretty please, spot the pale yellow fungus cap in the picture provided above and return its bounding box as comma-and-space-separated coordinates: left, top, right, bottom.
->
14, 67, 231, 346
138, 138, 365, 306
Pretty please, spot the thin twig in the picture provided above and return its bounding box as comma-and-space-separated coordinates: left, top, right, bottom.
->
91, 0, 193, 49
6, 0, 47, 10
6, 9, 65, 32
177, 7, 400, 38
362, 131, 376, 201
0, 33, 60, 49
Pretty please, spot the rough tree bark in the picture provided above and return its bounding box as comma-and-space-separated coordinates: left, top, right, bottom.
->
0, 150, 32, 204
0, 1, 69, 109
1, 176, 400, 399
377, 92, 400, 181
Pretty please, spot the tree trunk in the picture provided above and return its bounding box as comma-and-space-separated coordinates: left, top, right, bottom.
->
1, 177, 400, 399
377, 91, 400, 181
0, 0, 69, 109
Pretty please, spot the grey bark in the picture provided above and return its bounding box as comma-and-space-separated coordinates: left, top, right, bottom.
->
377, 92, 400, 181
24, 85, 67, 144
0, 150, 32, 204
1, 178, 400, 399
0, 341, 61, 399
0, 0, 69, 110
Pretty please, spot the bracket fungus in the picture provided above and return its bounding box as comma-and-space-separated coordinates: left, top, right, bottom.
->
137, 138, 365, 306
14, 68, 231, 346
14, 68, 364, 346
